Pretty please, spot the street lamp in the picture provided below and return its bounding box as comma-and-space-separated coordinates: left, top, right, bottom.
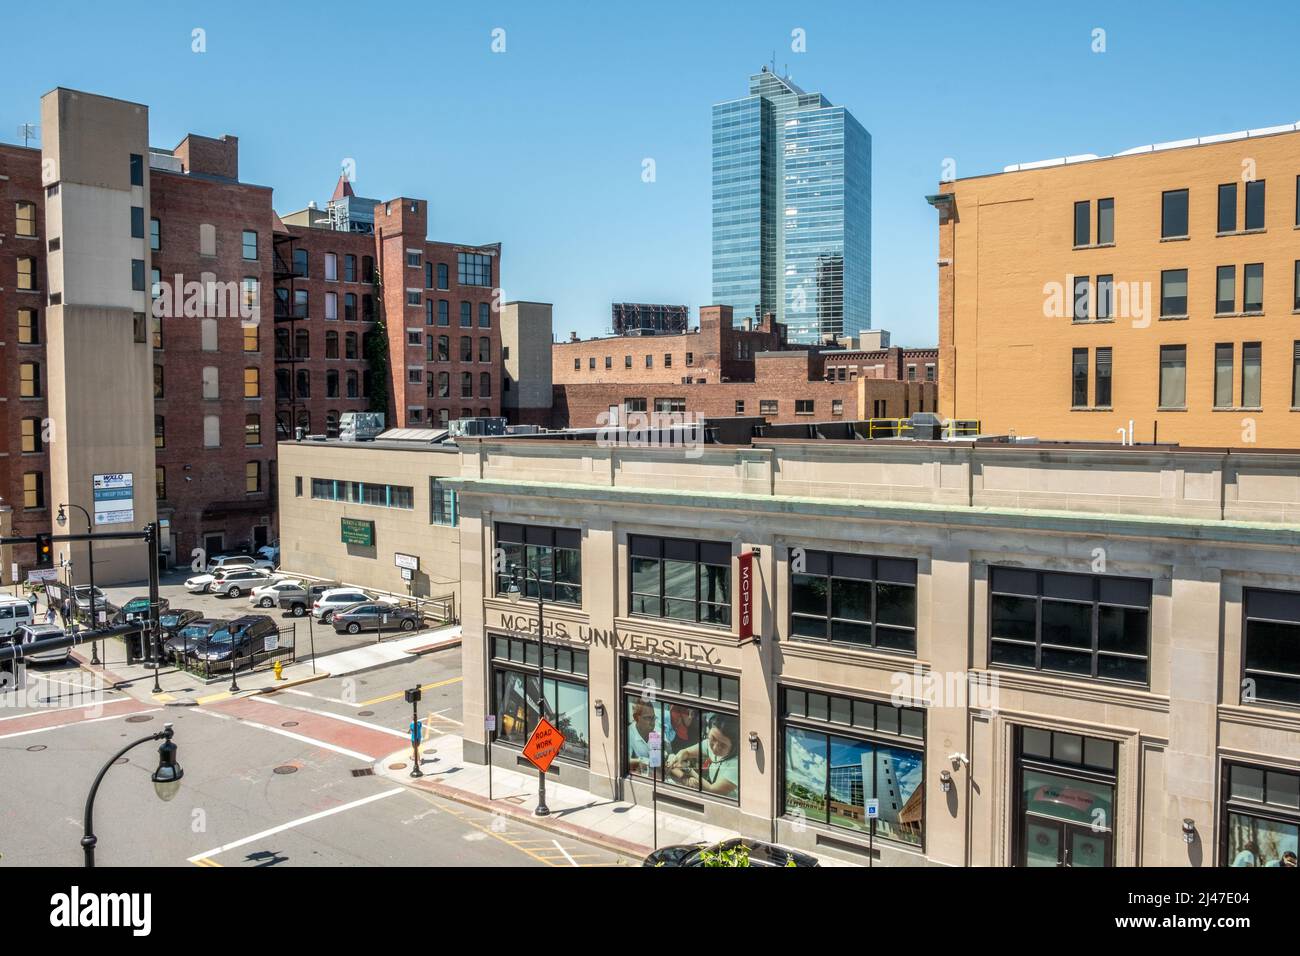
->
57, 503, 98, 666
506, 563, 550, 816
81, 722, 183, 867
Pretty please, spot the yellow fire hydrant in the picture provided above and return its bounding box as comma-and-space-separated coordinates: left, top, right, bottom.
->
273, 660, 284, 681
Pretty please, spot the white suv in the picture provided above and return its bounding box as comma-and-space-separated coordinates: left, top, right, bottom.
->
205, 554, 275, 574
312, 587, 371, 623
209, 568, 278, 598
248, 578, 302, 609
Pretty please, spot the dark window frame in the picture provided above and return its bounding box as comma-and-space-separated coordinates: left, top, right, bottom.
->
788, 549, 918, 654
494, 523, 582, 607
1242, 587, 1300, 709
628, 534, 731, 628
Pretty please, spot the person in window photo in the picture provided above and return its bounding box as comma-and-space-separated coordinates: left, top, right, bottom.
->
664, 705, 698, 761
665, 713, 739, 798
626, 699, 659, 774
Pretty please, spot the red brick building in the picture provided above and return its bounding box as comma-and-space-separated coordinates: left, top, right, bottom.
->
550, 305, 938, 427
0, 92, 500, 570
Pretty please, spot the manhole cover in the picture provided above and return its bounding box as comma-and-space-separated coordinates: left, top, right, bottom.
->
272, 765, 298, 775
26, 745, 46, 753
113, 757, 129, 766
357, 711, 374, 717
281, 721, 299, 728
125, 715, 154, 723
351, 768, 375, 777
388, 762, 407, 771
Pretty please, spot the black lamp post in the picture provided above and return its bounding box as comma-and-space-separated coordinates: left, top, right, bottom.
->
81, 722, 183, 867
57, 503, 98, 666
507, 563, 549, 816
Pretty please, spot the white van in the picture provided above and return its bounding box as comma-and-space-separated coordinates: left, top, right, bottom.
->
0, 596, 35, 640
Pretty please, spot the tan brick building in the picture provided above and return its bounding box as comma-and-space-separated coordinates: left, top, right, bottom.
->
933, 123, 1300, 447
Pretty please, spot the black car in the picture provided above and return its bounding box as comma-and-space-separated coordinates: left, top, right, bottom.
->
643, 838, 821, 868
159, 608, 202, 636
112, 595, 171, 625
164, 618, 224, 662
192, 615, 279, 663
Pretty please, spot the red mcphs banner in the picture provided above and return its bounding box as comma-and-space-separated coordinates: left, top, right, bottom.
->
738, 551, 754, 639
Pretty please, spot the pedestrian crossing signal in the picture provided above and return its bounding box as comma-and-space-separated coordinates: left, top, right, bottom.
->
34, 532, 53, 569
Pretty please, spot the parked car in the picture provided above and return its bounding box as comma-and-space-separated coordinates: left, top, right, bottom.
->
71, 585, 118, 624
277, 581, 339, 617
112, 595, 170, 625
642, 838, 821, 868
205, 553, 275, 574
256, 543, 280, 566
248, 578, 302, 609
163, 618, 223, 662
158, 608, 203, 637
0, 595, 36, 640
11, 623, 69, 665
191, 615, 279, 664
209, 567, 278, 599
331, 602, 421, 635
311, 587, 372, 623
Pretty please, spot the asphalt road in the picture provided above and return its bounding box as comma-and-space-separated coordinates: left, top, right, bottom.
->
0, 651, 631, 868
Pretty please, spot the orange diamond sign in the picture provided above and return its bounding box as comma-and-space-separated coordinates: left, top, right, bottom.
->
522, 717, 565, 773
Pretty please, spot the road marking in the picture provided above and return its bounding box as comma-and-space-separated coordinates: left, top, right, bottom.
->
192, 857, 222, 867
551, 840, 579, 867
187, 787, 406, 862
357, 676, 462, 708
153, 693, 176, 703
190, 706, 377, 762
0, 706, 162, 740
196, 691, 231, 705
279, 688, 356, 707
253, 695, 408, 739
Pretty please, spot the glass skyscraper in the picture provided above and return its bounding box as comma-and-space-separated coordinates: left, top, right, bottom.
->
712, 69, 871, 344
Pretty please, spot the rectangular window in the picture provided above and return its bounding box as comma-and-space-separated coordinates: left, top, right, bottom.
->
664, 353, 672, 368
245, 462, 261, 494
645, 354, 653, 368
622, 661, 737, 800
623, 397, 647, 413
1160, 269, 1188, 317
309, 479, 414, 509
780, 687, 924, 845
1244, 263, 1264, 312
492, 639, 590, 765
789, 550, 917, 652
130, 205, 144, 239
17, 256, 36, 290
1095, 275, 1113, 320
18, 308, 38, 344
1295, 261, 1300, 312
1159, 345, 1187, 408
1242, 342, 1262, 408
460, 301, 472, 327
624, 355, 632, 369
628, 535, 730, 627
735, 400, 745, 414
437, 262, 449, 290
150, 217, 160, 250
430, 479, 458, 526
344, 255, 356, 282
325, 253, 337, 281
1216, 265, 1236, 314
241, 230, 258, 261
244, 367, 260, 399
1215, 343, 1234, 409
1161, 189, 1188, 238
129, 153, 143, 186
154, 364, 164, 399
989, 566, 1151, 684
437, 300, 449, 326
244, 414, 261, 446
1222, 762, 1300, 869
1242, 588, 1300, 706
653, 397, 686, 414
479, 302, 491, 328
795, 399, 814, 415
156, 467, 166, 500
1071, 348, 1088, 407
1073, 200, 1090, 247
1294, 342, 1300, 409
1245, 179, 1266, 230
23, 471, 44, 509
15, 201, 36, 237
325, 291, 337, 320
131, 259, 146, 292
406, 290, 421, 306
494, 524, 582, 605
1096, 197, 1114, 244
1218, 183, 1237, 233
1094, 347, 1112, 407
759, 399, 778, 416
20, 418, 42, 453
685, 352, 694, 367
457, 252, 492, 286
155, 415, 165, 449
19, 362, 40, 398
1072, 275, 1090, 322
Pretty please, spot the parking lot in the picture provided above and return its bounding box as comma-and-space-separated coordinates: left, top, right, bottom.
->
24, 568, 453, 667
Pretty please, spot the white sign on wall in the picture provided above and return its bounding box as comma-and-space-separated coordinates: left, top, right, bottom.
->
394, 552, 419, 571
93, 473, 134, 525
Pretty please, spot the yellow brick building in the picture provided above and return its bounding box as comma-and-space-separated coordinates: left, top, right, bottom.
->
932, 125, 1300, 448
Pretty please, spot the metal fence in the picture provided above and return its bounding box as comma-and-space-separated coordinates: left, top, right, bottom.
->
178, 624, 297, 681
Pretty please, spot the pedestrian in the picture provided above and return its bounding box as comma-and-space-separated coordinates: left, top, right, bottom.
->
27, 591, 37, 617
45, 605, 56, 627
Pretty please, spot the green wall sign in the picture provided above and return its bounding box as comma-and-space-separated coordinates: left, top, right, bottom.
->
341, 517, 375, 546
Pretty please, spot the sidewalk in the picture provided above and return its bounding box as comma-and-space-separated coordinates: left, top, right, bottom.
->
310, 624, 461, 676
374, 733, 854, 865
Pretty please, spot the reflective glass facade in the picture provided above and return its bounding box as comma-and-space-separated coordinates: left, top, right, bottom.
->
712, 70, 871, 343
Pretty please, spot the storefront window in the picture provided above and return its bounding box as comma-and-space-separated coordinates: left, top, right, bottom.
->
790, 550, 917, 652
1015, 727, 1116, 867
622, 660, 739, 802
490, 635, 589, 764
494, 523, 582, 606
1223, 763, 1299, 867
629, 535, 731, 627
780, 687, 925, 846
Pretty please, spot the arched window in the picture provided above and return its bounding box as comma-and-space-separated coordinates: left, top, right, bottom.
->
296, 369, 310, 398
479, 372, 491, 398
437, 372, 449, 398
460, 336, 472, 361
479, 336, 491, 363
345, 332, 358, 360
326, 370, 339, 398
346, 370, 359, 398
275, 368, 291, 400
294, 328, 309, 359
275, 327, 291, 360
461, 372, 472, 398
438, 335, 449, 361
325, 330, 338, 358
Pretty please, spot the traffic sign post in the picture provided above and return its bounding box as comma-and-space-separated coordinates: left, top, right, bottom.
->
405, 686, 423, 778
865, 799, 880, 867
485, 714, 497, 801
648, 731, 663, 849
522, 717, 565, 775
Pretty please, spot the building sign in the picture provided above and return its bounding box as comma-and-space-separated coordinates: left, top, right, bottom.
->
92, 473, 134, 525
738, 551, 754, 639
394, 552, 419, 571
522, 717, 565, 773
495, 612, 723, 665
26, 568, 59, 583
341, 517, 375, 546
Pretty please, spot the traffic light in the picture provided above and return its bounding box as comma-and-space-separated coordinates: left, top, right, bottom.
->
34, 532, 53, 569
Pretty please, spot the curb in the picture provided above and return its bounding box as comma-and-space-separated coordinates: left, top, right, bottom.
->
376, 750, 650, 860
407, 637, 462, 656
253, 671, 332, 694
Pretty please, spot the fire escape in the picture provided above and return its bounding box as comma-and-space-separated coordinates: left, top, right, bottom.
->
272, 231, 304, 440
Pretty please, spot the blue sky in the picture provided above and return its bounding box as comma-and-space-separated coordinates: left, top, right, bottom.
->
4, 1, 1298, 345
